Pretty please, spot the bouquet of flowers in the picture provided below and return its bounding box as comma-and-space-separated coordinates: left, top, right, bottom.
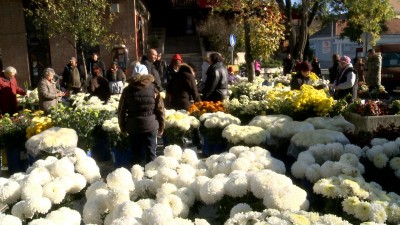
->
17, 88, 39, 110
26, 110, 53, 139
164, 110, 199, 146
199, 112, 240, 144
102, 117, 129, 150
188, 101, 224, 119
0, 110, 32, 149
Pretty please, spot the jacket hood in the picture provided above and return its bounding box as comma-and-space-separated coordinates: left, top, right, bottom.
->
128, 74, 155, 87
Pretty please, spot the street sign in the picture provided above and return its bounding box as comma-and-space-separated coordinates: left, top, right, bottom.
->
229, 34, 236, 47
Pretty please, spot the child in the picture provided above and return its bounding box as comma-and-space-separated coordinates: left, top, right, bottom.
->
228, 67, 236, 84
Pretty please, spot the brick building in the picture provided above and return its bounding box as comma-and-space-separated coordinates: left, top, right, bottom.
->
0, 0, 150, 88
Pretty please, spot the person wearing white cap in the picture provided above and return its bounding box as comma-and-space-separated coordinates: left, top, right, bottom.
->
118, 62, 165, 165
330, 55, 358, 102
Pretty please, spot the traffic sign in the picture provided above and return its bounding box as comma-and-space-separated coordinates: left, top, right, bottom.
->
229, 34, 236, 47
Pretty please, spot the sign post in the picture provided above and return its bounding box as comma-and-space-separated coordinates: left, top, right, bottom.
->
229, 34, 236, 64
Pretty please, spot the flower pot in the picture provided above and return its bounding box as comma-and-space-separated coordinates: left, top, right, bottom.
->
91, 138, 111, 162
344, 112, 400, 133
5, 147, 28, 173
112, 147, 133, 169
202, 136, 228, 157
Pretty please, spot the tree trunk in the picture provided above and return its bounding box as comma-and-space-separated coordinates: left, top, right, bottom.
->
244, 19, 254, 82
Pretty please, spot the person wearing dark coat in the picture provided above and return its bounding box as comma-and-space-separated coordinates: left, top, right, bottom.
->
62, 57, 85, 94
329, 54, 340, 84
290, 61, 313, 90
311, 57, 322, 78
166, 63, 201, 111
0, 67, 26, 115
140, 49, 163, 92
283, 53, 293, 75
163, 54, 183, 88
201, 52, 228, 102
86, 52, 106, 77
90, 65, 110, 102
118, 64, 165, 165
106, 61, 126, 94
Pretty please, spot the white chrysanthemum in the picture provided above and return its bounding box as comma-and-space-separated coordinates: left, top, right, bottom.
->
0, 213, 22, 225
373, 153, 389, 168
28, 218, 55, 225
153, 167, 178, 188
225, 211, 263, 225
371, 138, 389, 146
109, 216, 140, 225
181, 149, 199, 166
194, 218, 210, 225
158, 194, 186, 217
25, 197, 52, 215
250, 170, 292, 199
290, 161, 309, 179
69, 173, 87, 194
0, 180, 21, 204
313, 178, 340, 198
231, 157, 251, 172
342, 196, 361, 217
82, 201, 105, 225
297, 151, 316, 164
339, 153, 360, 167
343, 144, 363, 158
75, 158, 101, 184
85, 180, 108, 199
136, 198, 156, 211
199, 178, 225, 204
225, 171, 248, 198
111, 201, 143, 221
46, 207, 81, 225
320, 161, 342, 178
263, 185, 309, 211
154, 156, 180, 170
9, 173, 27, 185
106, 168, 135, 191
369, 202, 387, 223
132, 179, 156, 199
156, 183, 178, 199
305, 115, 355, 133
21, 181, 43, 200
141, 203, 174, 225
261, 158, 286, 174
176, 187, 195, 207
42, 180, 66, 204
106, 188, 130, 211
175, 169, 196, 188
26, 167, 51, 186
389, 157, 400, 171
131, 165, 144, 181
354, 201, 373, 221
190, 176, 210, 199
229, 203, 253, 218
11, 201, 31, 220
163, 145, 183, 160
291, 129, 349, 148
47, 157, 75, 178
305, 164, 321, 183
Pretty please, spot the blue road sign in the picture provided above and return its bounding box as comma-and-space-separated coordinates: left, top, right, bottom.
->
229, 34, 236, 47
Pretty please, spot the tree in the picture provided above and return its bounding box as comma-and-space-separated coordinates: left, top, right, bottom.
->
276, 0, 394, 61
25, 0, 120, 77
213, 0, 285, 82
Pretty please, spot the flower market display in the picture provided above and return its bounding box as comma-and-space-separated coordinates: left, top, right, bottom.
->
1, 73, 400, 225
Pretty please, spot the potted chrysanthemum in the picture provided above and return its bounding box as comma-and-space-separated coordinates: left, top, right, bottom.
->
0, 110, 32, 173
102, 117, 131, 168
199, 111, 240, 156
163, 110, 199, 147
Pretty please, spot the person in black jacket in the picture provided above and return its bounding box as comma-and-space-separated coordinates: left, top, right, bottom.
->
329, 54, 340, 84
62, 57, 85, 94
201, 52, 228, 102
89, 64, 110, 102
140, 49, 163, 92
86, 52, 106, 77
118, 63, 165, 165
290, 61, 313, 90
106, 61, 126, 94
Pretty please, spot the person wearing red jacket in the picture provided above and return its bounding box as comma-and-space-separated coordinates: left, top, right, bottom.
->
0, 67, 26, 115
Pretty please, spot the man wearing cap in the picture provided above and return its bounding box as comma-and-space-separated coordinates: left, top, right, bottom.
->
330, 55, 358, 102
118, 62, 165, 165
62, 57, 84, 94
140, 49, 163, 91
